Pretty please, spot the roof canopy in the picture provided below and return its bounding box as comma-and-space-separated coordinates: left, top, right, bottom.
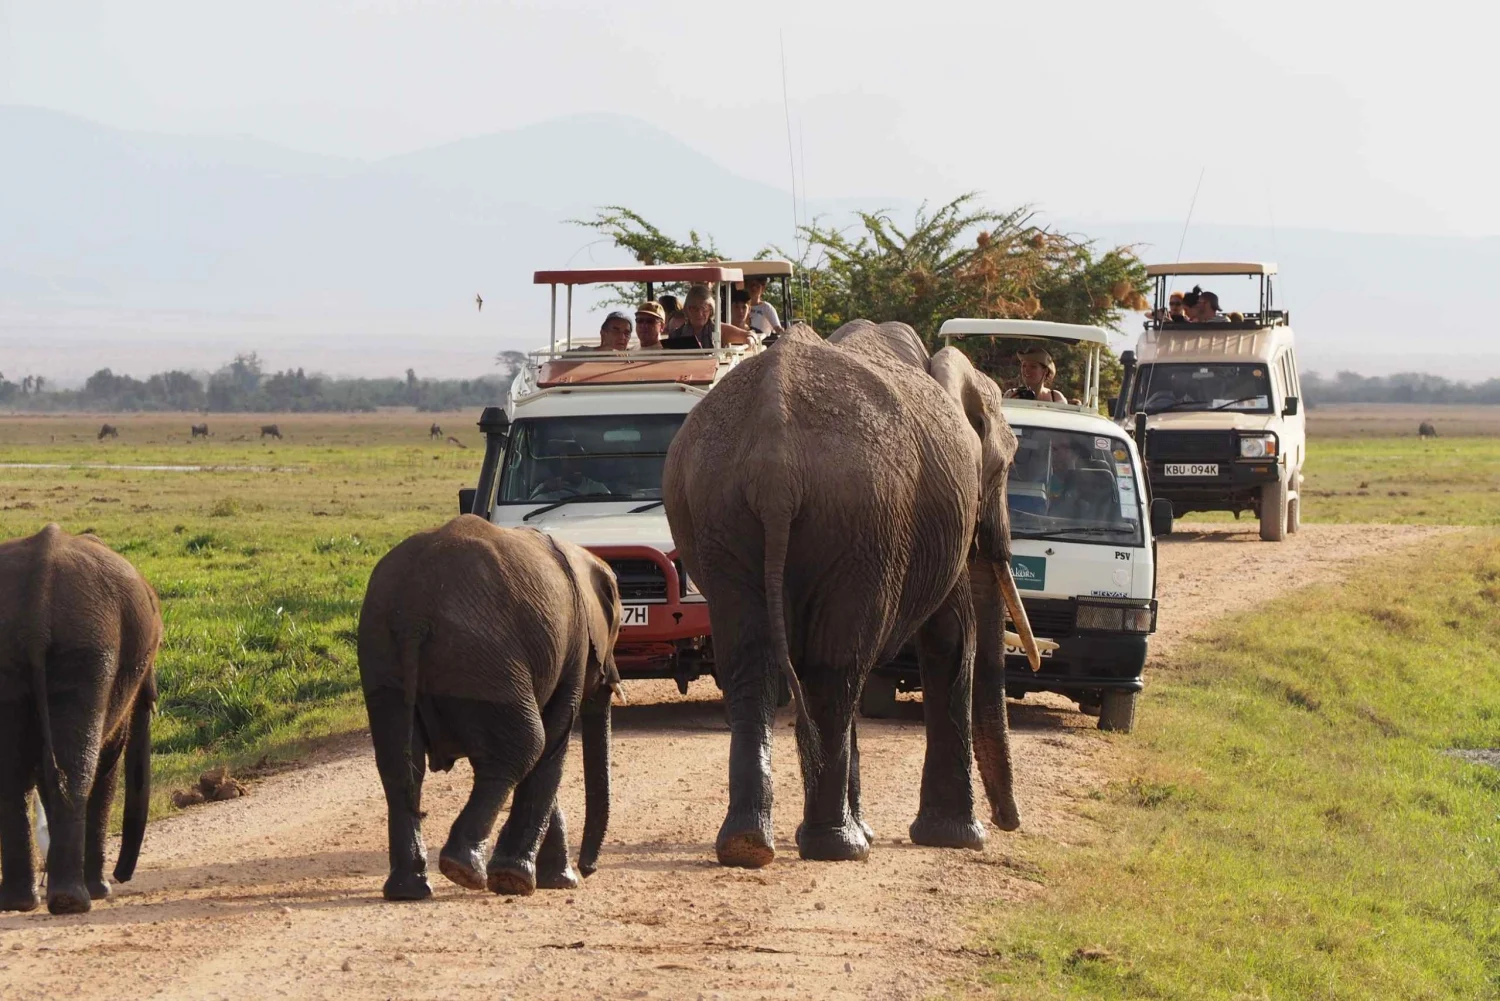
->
684, 259, 794, 277
1145, 261, 1277, 277
938, 318, 1111, 346
534, 265, 745, 285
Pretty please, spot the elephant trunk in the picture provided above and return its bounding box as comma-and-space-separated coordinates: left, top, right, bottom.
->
971, 563, 1021, 831
113, 683, 154, 882
578, 684, 612, 876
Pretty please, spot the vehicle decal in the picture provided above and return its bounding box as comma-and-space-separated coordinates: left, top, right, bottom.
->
1011, 555, 1046, 591
1090, 589, 1128, 598
1114, 551, 1130, 560
1095, 436, 1111, 451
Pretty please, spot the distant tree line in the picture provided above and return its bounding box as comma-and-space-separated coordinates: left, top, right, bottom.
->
1300, 371, 1500, 405
0, 351, 529, 413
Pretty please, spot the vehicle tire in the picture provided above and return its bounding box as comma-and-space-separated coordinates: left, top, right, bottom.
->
859, 673, 899, 719
1097, 691, 1137, 733
1259, 479, 1288, 541
1287, 491, 1302, 534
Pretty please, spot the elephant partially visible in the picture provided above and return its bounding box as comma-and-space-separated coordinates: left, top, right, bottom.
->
358, 515, 622, 901
0, 524, 160, 915
662, 321, 1042, 868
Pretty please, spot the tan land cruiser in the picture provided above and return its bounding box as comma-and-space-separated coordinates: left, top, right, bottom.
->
1116, 262, 1306, 541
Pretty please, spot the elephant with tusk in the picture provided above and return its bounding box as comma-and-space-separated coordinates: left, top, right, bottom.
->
0, 524, 160, 915
358, 515, 622, 901
663, 320, 1045, 869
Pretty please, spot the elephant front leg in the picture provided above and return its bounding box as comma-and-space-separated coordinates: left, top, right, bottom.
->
909, 578, 986, 850
488, 694, 575, 896
716, 659, 779, 868
794, 673, 868, 862
0, 700, 40, 913
365, 687, 431, 901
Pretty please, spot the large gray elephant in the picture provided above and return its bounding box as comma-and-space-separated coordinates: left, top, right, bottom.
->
662, 321, 1042, 867
358, 515, 622, 901
0, 524, 160, 914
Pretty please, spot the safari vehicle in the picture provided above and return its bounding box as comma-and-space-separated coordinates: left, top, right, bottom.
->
862, 319, 1170, 732
461, 264, 762, 688
1117, 262, 1306, 541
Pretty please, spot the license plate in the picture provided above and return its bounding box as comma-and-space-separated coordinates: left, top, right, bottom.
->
621, 606, 649, 627
1164, 463, 1218, 477
1006, 640, 1054, 659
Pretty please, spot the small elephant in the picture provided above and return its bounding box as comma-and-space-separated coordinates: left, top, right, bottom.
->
0, 525, 160, 914
358, 515, 622, 901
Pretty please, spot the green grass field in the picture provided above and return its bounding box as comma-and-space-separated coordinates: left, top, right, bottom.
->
975, 532, 1500, 999
0, 412, 481, 811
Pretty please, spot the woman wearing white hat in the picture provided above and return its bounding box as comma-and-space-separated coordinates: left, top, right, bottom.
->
1004, 347, 1068, 402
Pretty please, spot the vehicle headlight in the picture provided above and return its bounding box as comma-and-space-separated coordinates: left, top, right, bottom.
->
1075, 604, 1125, 631
1238, 434, 1277, 459
674, 559, 700, 597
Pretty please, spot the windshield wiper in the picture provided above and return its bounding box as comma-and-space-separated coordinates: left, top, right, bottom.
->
1013, 525, 1133, 538
1144, 400, 1208, 414
629, 500, 664, 513
522, 493, 617, 522
1210, 396, 1264, 411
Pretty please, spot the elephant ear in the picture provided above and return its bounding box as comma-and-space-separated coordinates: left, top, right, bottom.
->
828, 320, 930, 372
577, 550, 623, 696
930, 347, 1018, 558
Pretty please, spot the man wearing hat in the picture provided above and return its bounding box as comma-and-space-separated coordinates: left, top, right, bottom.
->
634, 301, 667, 350
586, 310, 633, 351
1004, 347, 1068, 402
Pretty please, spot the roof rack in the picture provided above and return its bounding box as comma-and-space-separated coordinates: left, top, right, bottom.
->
938, 317, 1108, 411
1144, 262, 1287, 331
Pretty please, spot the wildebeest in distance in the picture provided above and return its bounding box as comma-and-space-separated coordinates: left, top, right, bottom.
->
97, 424, 119, 440
429, 423, 443, 439
191, 424, 210, 438
259, 424, 282, 440
1418, 421, 1438, 439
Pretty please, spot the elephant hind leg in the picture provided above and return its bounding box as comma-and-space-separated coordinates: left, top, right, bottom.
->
0, 699, 41, 912
794, 671, 868, 863
85, 738, 125, 901
490, 685, 579, 895
365, 686, 431, 901
39, 654, 110, 915
432, 696, 544, 892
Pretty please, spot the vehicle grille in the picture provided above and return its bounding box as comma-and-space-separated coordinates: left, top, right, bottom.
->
605, 558, 668, 602
1019, 598, 1075, 638
1147, 430, 1236, 461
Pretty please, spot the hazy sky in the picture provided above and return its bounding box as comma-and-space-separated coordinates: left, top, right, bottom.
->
4, 0, 1496, 237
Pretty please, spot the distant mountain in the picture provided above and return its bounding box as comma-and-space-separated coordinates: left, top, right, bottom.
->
2, 106, 1496, 382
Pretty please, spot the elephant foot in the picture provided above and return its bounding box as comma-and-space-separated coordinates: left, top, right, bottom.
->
535, 860, 579, 891
46, 881, 92, 916
855, 816, 875, 843
382, 869, 433, 902
909, 812, 986, 850
87, 876, 112, 901
437, 846, 488, 891
486, 858, 537, 896
796, 821, 870, 862
715, 813, 776, 869
0, 883, 39, 913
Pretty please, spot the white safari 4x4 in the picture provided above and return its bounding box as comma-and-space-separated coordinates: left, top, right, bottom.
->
864, 319, 1170, 733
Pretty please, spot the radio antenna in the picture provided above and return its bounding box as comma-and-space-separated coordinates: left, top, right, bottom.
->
779, 31, 801, 257
1175, 167, 1206, 262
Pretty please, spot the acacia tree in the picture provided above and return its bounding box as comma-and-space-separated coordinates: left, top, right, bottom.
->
571, 206, 726, 307
576, 196, 1148, 404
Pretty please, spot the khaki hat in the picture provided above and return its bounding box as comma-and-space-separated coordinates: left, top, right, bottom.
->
1017, 347, 1056, 378
635, 301, 666, 323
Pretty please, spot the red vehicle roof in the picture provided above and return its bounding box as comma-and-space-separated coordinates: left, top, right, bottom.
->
533, 265, 745, 285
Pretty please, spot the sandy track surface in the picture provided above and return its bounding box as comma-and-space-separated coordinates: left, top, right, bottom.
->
0, 523, 1446, 1000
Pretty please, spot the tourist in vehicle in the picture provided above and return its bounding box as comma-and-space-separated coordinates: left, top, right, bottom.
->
659, 293, 680, 316
1168, 290, 1187, 323
634, 301, 667, 349
665, 308, 686, 336
729, 289, 752, 329
744, 274, 782, 335
579, 311, 633, 351
666, 284, 753, 349
1004, 347, 1068, 402
1184, 286, 1229, 324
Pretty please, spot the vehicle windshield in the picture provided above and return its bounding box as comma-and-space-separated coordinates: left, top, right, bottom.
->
1006, 427, 1142, 545
497, 414, 685, 504
1131, 363, 1272, 414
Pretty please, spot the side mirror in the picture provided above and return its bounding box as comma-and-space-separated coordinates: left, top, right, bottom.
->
1107, 397, 1119, 414
1150, 498, 1173, 537
1282, 396, 1300, 417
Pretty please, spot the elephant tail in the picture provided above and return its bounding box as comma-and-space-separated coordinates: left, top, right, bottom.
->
395, 626, 426, 816
762, 511, 818, 760
27, 525, 67, 811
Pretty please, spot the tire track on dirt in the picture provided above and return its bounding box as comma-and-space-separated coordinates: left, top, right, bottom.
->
0, 523, 1446, 1000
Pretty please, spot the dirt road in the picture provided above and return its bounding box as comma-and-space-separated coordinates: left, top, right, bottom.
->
0, 523, 1445, 1001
